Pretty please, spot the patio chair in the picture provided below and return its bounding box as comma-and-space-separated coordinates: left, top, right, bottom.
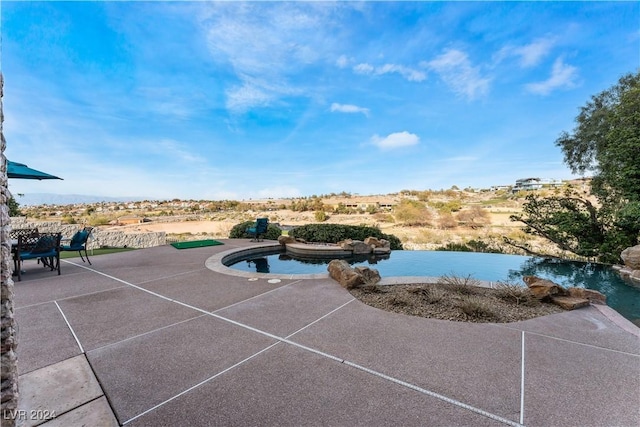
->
10, 228, 39, 272
16, 232, 62, 281
61, 227, 94, 264
246, 218, 269, 242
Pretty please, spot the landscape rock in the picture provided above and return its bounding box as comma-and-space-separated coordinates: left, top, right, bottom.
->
567, 287, 607, 304
550, 296, 591, 310
278, 235, 297, 246
621, 245, 640, 270
523, 276, 567, 301
338, 239, 372, 255
354, 266, 381, 285
328, 260, 364, 289
373, 246, 391, 254
364, 237, 390, 249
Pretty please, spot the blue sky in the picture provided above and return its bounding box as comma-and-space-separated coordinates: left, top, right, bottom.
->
3, 1, 639, 201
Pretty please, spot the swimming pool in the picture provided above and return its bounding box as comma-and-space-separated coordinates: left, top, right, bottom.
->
225, 249, 640, 323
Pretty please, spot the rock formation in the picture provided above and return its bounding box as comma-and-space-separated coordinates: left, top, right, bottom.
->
523, 275, 606, 310
616, 245, 640, 284
328, 259, 381, 289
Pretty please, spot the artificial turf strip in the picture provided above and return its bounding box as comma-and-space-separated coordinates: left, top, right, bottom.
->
170, 240, 224, 249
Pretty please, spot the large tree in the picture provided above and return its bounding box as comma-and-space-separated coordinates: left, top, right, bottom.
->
511, 71, 640, 263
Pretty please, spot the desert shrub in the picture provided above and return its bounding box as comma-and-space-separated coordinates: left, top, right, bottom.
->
288, 223, 403, 250
229, 221, 283, 240
372, 213, 395, 223
393, 199, 432, 226
494, 282, 540, 306
88, 215, 111, 226
459, 296, 498, 320
437, 274, 481, 294
314, 211, 328, 222
456, 206, 490, 229
409, 286, 446, 304
437, 212, 458, 229
430, 200, 463, 213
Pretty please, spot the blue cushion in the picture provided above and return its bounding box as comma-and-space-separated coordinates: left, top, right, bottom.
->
70, 230, 88, 246
21, 250, 57, 260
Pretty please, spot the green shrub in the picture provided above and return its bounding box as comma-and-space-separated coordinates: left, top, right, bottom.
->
288, 223, 403, 250
436, 239, 503, 253
314, 211, 328, 222
229, 221, 283, 240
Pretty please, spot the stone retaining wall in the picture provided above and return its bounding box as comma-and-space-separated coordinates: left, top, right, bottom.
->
9, 218, 166, 249
1, 72, 18, 427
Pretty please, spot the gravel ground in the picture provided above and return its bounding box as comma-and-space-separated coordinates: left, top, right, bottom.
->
350, 282, 564, 323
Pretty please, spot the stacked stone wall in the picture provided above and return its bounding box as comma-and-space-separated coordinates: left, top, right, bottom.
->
9, 218, 166, 249
1, 72, 18, 427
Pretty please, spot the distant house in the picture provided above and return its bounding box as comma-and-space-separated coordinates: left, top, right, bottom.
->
512, 178, 563, 193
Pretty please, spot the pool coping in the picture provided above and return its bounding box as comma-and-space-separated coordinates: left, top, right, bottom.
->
206, 243, 640, 333
207, 244, 516, 288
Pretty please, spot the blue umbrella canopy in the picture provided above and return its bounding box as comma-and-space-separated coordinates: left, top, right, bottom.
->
7, 160, 63, 180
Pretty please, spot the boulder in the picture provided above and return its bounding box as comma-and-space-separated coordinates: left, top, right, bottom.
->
278, 235, 297, 246
354, 266, 381, 285
327, 260, 380, 289
566, 287, 607, 305
339, 239, 373, 255
621, 245, 640, 270
523, 276, 567, 301
550, 296, 590, 310
328, 259, 364, 289
364, 237, 390, 249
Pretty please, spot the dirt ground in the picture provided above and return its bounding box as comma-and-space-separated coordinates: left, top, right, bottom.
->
350, 282, 564, 323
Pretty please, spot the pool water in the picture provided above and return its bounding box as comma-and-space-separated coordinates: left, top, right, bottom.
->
226, 249, 640, 323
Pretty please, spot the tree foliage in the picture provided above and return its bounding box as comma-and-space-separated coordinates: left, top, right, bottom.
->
8, 196, 21, 216
513, 71, 640, 263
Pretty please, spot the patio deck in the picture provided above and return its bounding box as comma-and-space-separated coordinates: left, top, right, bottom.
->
11, 240, 640, 426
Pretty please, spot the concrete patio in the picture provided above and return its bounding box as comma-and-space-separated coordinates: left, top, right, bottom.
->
11, 239, 640, 426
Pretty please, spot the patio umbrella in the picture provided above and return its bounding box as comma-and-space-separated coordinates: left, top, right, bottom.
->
6, 160, 63, 180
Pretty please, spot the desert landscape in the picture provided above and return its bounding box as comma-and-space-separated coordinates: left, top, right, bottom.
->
100, 188, 564, 257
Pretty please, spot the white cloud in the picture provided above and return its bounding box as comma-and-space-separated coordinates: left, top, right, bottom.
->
354, 63, 375, 74
423, 49, 490, 100
225, 82, 273, 112
199, 2, 343, 113
371, 131, 420, 150
353, 62, 426, 82
525, 57, 578, 95
157, 139, 206, 164
495, 37, 555, 68
330, 103, 370, 116
336, 54, 350, 68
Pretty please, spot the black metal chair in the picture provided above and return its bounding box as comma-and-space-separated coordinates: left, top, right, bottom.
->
246, 218, 269, 241
61, 226, 94, 264
15, 232, 61, 281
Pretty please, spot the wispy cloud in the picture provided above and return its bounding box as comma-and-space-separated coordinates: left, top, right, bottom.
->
330, 103, 370, 116
525, 57, 578, 95
157, 139, 206, 164
353, 62, 426, 82
423, 49, 490, 100
495, 37, 556, 68
371, 131, 420, 150
198, 2, 343, 113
